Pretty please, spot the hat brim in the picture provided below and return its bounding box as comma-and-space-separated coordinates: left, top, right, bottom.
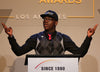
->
40, 14, 55, 19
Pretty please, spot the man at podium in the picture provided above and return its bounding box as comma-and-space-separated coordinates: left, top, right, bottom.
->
1, 10, 98, 56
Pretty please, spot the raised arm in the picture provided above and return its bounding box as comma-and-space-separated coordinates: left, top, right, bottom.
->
63, 24, 98, 57
1, 23, 37, 56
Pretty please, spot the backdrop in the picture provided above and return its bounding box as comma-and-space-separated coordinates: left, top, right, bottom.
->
0, 0, 100, 72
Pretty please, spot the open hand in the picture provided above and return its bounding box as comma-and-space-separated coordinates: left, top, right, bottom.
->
1, 23, 13, 37
87, 24, 98, 38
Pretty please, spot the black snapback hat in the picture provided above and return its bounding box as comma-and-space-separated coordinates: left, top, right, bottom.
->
40, 10, 58, 21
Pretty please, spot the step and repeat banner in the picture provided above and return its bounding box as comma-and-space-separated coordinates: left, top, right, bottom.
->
0, 0, 100, 72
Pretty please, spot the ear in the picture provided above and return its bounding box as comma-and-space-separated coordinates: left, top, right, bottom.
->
55, 21, 58, 26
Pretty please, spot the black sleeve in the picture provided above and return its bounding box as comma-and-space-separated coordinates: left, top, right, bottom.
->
63, 34, 92, 57
8, 35, 37, 56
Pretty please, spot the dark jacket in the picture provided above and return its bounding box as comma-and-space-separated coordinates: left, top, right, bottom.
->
8, 31, 92, 57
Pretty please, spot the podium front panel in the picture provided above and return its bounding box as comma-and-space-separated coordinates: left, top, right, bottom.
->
28, 57, 78, 72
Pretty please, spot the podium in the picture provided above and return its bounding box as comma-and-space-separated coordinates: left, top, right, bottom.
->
25, 55, 81, 72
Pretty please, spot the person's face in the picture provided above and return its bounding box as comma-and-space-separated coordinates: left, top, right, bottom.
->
43, 16, 58, 31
